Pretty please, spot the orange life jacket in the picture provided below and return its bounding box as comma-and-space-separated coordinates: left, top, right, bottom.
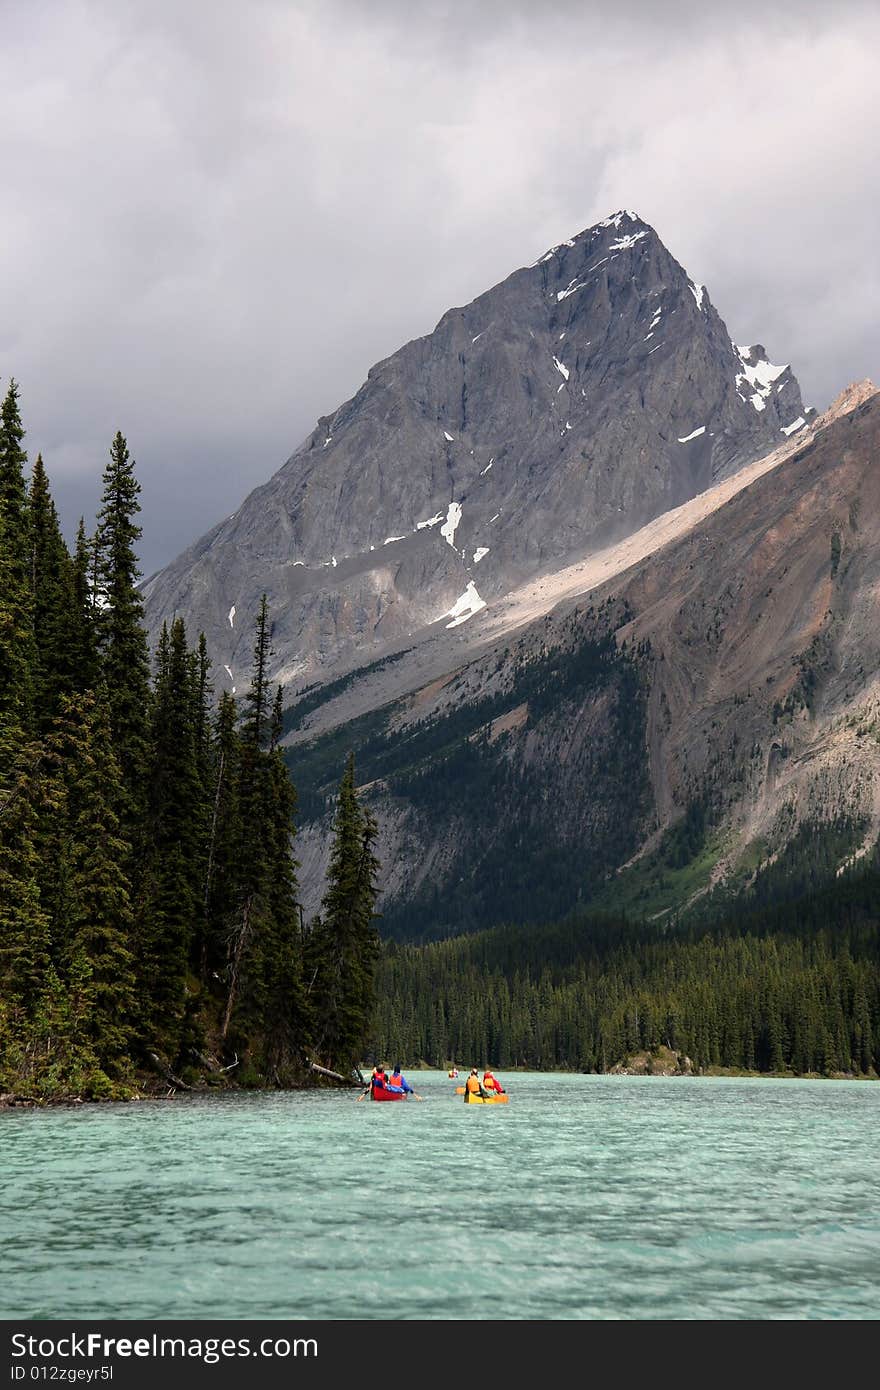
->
465, 1074, 481, 1094
389, 1072, 403, 1088
483, 1072, 502, 1092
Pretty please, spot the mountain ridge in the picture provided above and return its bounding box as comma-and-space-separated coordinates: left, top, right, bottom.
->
284, 383, 880, 934
143, 210, 807, 695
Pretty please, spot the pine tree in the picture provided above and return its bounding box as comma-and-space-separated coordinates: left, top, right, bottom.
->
30, 454, 79, 728
60, 692, 137, 1076
94, 431, 150, 825
189, 633, 214, 981
260, 685, 307, 1079
0, 379, 36, 760
139, 618, 203, 1057
0, 381, 47, 1035
203, 691, 241, 985
307, 753, 381, 1071
0, 380, 30, 557
244, 594, 272, 749
221, 602, 276, 1042
69, 520, 100, 693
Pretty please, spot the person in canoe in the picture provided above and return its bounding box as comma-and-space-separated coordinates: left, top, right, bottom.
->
448, 1066, 459, 1078
464, 1068, 489, 1102
483, 1068, 505, 1094
371, 1065, 404, 1097
389, 1065, 413, 1096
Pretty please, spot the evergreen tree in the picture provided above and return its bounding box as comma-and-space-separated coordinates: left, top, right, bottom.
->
0, 826, 51, 1017
60, 692, 137, 1076
221, 603, 276, 1042
189, 632, 214, 980
0, 381, 47, 1042
220, 612, 307, 1076
29, 454, 79, 727
69, 520, 100, 694
94, 431, 150, 825
203, 691, 241, 984
0, 380, 30, 560
307, 753, 381, 1071
244, 593, 271, 749
139, 618, 203, 1056
260, 685, 307, 1078
0, 380, 36, 758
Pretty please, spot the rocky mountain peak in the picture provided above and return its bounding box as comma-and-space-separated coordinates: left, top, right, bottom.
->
144, 212, 809, 694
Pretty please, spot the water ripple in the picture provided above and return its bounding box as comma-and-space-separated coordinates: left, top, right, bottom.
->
2, 1074, 878, 1319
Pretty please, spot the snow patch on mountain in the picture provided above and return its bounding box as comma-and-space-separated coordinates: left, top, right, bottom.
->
557, 279, 585, 302
735, 346, 788, 413
440, 502, 463, 549
609, 231, 648, 251
444, 581, 487, 629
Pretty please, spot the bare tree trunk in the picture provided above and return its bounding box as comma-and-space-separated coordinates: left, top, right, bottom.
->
221, 897, 252, 1039
309, 1062, 361, 1087
201, 749, 226, 980
149, 1053, 192, 1091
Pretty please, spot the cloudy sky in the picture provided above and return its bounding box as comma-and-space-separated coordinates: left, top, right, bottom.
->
2, 0, 878, 573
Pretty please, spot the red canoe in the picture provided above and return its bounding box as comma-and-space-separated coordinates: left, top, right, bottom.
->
371, 1084, 406, 1102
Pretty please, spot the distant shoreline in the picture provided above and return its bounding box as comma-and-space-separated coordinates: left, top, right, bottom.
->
3, 1063, 876, 1109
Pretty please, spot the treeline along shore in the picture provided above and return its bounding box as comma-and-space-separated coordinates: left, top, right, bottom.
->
0, 381, 379, 1101
372, 881, 880, 1077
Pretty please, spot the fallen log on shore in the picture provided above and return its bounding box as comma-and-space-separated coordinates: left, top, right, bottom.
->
308, 1062, 362, 1087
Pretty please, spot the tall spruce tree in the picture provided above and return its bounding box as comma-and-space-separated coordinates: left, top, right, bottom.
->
0, 380, 30, 557
189, 633, 214, 980
203, 690, 241, 985
95, 431, 150, 826
0, 379, 36, 760
60, 692, 137, 1076
69, 520, 100, 693
307, 752, 381, 1071
221, 600, 275, 1042
140, 618, 204, 1057
220, 605, 306, 1076
260, 685, 307, 1079
0, 382, 47, 1049
244, 594, 271, 748
29, 454, 78, 728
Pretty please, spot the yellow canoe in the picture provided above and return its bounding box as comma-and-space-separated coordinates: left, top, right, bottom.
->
456, 1089, 509, 1104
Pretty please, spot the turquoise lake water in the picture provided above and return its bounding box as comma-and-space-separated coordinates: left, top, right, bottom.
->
2, 1073, 878, 1320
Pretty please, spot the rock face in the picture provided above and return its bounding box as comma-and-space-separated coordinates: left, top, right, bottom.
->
143, 211, 806, 693
284, 386, 880, 937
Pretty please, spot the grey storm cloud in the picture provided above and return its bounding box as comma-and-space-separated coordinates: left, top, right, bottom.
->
1, 0, 878, 573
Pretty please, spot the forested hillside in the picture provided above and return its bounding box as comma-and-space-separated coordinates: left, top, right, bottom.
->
372, 864, 880, 1076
